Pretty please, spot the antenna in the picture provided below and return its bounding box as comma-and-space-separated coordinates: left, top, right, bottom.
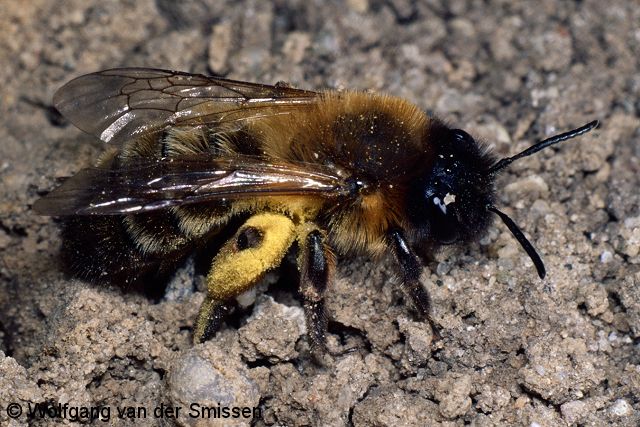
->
486, 119, 600, 279
488, 120, 599, 175
488, 206, 546, 279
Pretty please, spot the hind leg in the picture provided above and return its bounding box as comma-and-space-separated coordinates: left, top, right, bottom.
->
194, 212, 296, 343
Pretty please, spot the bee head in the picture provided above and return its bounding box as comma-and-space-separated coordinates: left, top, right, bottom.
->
407, 125, 495, 246
408, 120, 599, 279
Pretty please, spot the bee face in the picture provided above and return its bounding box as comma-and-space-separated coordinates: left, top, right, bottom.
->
407, 125, 495, 245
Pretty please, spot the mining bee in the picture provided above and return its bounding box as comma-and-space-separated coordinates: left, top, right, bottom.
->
34, 68, 598, 349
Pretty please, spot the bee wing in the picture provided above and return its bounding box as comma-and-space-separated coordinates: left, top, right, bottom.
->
33, 156, 348, 216
54, 68, 320, 146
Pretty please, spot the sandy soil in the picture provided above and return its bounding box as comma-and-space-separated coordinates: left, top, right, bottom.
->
1, 0, 639, 426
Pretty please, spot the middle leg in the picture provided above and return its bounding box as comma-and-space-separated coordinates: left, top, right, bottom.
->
296, 224, 334, 351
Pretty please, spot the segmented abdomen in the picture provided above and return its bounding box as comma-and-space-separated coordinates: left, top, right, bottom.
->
61, 127, 247, 287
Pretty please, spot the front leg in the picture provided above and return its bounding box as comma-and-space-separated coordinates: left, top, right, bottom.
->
387, 229, 441, 340
194, 213, 296, 343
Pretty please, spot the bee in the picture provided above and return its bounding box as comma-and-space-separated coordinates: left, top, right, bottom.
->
34, 68, 598, 349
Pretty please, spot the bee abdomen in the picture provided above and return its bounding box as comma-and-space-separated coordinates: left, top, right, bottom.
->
123, 211, 190, 255
61, 211, 193, 287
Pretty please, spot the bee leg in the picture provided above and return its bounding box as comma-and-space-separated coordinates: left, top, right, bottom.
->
387, 229, 441, 341
194, 213, 296, 344
297, 226, 334, 353
193, 297, 232, 344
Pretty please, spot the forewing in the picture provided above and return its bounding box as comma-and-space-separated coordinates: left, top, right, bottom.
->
53, 68, 320, 145
33, 156, 347, 216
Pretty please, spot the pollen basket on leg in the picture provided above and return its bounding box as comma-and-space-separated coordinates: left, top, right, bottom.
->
206, 213, 296, 300
195, 213, 297, 344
